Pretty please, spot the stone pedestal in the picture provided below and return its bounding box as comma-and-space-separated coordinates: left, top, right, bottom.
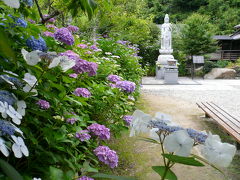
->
164, 66, 178, 84
156, 54, 175, 79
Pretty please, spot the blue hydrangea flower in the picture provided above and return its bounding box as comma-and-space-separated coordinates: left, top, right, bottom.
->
22, 0, 34, 6
0, 75, 23, 87
0, 120, 15, 136
16, 18, 27, 28
26, 36, 47, 52
186, 128, 208, 144
0, 90, 17, 105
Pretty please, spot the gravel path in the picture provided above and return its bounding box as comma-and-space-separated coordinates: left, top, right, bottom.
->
141, 77, 240, 118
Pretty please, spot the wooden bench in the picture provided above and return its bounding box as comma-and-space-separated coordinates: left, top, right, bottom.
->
197, 102, 240, 144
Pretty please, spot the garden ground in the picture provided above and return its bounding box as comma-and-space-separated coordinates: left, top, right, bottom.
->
110, 78, 240, 180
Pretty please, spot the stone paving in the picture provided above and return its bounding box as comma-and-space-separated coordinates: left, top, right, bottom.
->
141, 77, 240, 118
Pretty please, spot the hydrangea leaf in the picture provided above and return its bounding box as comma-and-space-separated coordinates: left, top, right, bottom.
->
152, 166, 177, 180
0, 159, 23, 180
162, 154, 205, 167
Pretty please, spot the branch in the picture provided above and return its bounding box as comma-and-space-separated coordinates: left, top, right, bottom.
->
34, 0, 60, 24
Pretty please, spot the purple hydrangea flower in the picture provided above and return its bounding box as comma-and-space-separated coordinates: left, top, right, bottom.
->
28, 19, 36, 24
94, 146, 118, 168
67, 25, 79, 33
73, 88, 91, 98
87, 62, 98, 76
116, 40, 129, 45
77, 176, 94, 180
26, 36, 47, 52
123, 115, 133, 126
116, 81, 136, 93
90, 45, 101, 52
54, 27, 74, 45
43, 31, 54, 37
77, 44, 88, 49
107, 75, 121, 83
76, 130, 91, 142
85, 51, 92, 55
69, 73, 78, 78
36, 99, 50, 109
87, 123, 110, 140
43, 14, 56, 23
46, 24, 57, 30
109, 83, 117, 88
72, 59, 98, 76
67, 117, 77, 124
59, 50, 79, 61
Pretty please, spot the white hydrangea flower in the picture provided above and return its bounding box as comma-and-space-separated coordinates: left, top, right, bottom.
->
0, 75, 14, 85
164, 130, 194, 157
6, 105, 22, 125
129, 110, 152, 137
33, 178, 41, 180
149, 128, 159, 141
23, 73, 38, 94
111, 55, 120, 59
48, 57, 61, 69
11, 136, 29, 158
0, 101, 8, 118
21, 49, 41, 66
0, 137, 9, 157
23, 73, 37, 87
201, 132, 236, 167
2, 0, 20, 8
105, 52, 112, 55
17, 100, 27, 116
58, 56, 76, 72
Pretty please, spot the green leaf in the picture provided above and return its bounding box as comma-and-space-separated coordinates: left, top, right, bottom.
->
92, 173, 136, 180
49, 166, 63, 179
0, 159, 23, 180
162, 154, 205, 167
138, 137, 160, 144
152, 166, 177, 180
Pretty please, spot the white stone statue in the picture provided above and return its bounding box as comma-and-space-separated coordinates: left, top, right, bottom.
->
160, 14, 173, 54
156, 14, 178, 81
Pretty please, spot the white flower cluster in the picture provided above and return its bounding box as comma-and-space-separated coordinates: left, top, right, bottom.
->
0, 99, 29, 158
130, 110, 236, 167
22, 49, 76, 72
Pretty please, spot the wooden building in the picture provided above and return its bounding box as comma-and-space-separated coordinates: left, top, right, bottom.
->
210, 25, 240, 61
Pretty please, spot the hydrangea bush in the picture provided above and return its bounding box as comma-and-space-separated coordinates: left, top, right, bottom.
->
0, 1, 144, 179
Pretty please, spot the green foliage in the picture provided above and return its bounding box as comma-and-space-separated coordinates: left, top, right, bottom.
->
203, 61, 218, 74
0, 1, 144, 179
181, 13, 217, 56
0, 160, 23, 180
162, 154, 205, 166
203, 60, 229, 74
152, 166, 177, 180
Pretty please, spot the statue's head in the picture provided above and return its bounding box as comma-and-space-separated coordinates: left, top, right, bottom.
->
164, 14, 169, 23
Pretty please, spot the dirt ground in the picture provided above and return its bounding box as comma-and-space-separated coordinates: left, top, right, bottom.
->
133, 93, 226, 180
